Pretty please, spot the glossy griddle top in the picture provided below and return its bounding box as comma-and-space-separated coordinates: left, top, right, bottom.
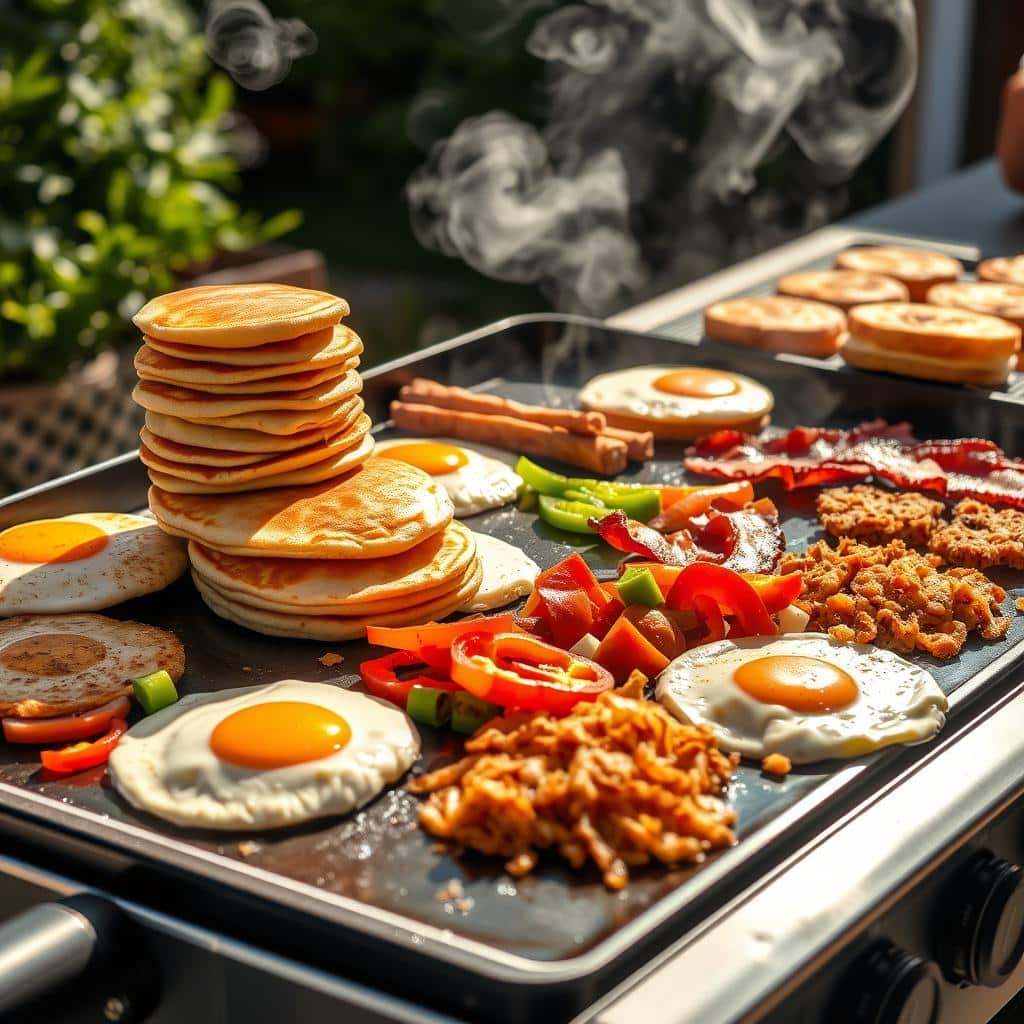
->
2, 314, 1024, 1022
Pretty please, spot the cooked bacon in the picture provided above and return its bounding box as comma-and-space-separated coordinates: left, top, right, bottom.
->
591, 502, 784, 574
685, 421, 1024, 509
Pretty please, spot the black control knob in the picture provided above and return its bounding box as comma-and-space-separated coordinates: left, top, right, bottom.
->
936, 850, 1024, 987
830, 940, 941, 1024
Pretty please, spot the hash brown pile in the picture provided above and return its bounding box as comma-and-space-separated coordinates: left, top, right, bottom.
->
780, 538, 1009, 658
928, 499, 1024, 570
816, 485, 946, 546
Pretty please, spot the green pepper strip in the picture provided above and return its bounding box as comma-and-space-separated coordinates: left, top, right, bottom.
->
406, 685, 453, 728
537, 494, 607, 534
451, 691, 503, 735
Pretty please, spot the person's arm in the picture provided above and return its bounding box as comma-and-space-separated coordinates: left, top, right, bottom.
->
997, 62, 1024, 193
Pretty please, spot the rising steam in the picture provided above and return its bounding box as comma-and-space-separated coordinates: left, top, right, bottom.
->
408, 0, 917, 316
205, 0, 316, 92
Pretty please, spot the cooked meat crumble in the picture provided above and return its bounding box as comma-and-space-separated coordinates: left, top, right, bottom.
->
816, 485, 946, 546
928, 499, 1024, 570
780, 537, 1008, 658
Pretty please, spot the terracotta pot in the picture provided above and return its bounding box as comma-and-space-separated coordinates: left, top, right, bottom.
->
0, 349, 143, 496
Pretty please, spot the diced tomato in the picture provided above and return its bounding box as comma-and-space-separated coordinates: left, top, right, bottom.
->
450, 631, 613, 714
593, 614, 670, 683
664, 562, 777, 638
39, 719, 127, 774
359, 650, 457, 707
3, 696, 131, 746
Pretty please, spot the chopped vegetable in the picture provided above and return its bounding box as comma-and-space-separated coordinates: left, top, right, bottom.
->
616, 566, 664, 607
451, 691, 503, 734
522, 552, 617, 647
649, 480, 755, 532
621, 605, 686, 659
569, 633, 601, 659
39, 719, 127, 775
132, 670, 179, 715
360, 650, 456, 707
2, 695, 130, 745
517, 457, 661, 523
627, 563, 802, 614
406, 686, 453, 728
538, 494, 607, 534
366, 614, 522, 662
451, 631, 613, 714
593, 614, 670, 682
664, 562, 777, 638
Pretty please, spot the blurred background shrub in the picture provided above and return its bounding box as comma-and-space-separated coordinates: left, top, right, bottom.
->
0, 0, 298, 383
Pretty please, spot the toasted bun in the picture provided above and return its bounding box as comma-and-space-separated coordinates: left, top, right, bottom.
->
835, 247, 962, 301
704, 296, 846, 356
841, 336, 1015, 387
133, 284, 349, 347
926, 282, 1024, 330
776, 270, 909, 310
977, 256, 1024, 286
597, 408, 771, 441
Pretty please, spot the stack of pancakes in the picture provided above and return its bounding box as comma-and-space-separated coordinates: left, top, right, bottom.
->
133, 284, 481, 639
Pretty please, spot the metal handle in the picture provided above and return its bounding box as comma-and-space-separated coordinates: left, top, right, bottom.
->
0, 899, 97, 1014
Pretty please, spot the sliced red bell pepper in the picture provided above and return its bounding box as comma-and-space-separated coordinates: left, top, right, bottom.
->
593, 614, 670, 683
366, 613, 522, 657
451, 631, 613, 714
664, 562, 777, 638
359, 650, 457, 707
522, 553, 612, 648
692, 594, 727, 644
39, 719, 127, 775
3, 695, 131, 746
740, 572, 803, 613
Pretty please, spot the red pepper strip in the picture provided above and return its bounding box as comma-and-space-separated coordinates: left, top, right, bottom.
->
359, 650, 457, 707
692, 594, 727, 644
649, 480, 755, 532
740, 572, 803, 613
589, 510, 695, 566
664, 562, 777, 638
39, 720, 127, 775
3, 695, 131, 745
451, 631, 613, 715
366, 613, 522, 658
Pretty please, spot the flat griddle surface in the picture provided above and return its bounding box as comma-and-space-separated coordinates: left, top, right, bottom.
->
2, 314, 1024, 1020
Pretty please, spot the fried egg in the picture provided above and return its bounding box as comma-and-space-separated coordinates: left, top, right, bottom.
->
460, 533, 540, 612
578, 365, 773, 437
374, 437, 521, 517
0, 513, 188, 615
656, 633, 946, 764
108, 680, 419, 830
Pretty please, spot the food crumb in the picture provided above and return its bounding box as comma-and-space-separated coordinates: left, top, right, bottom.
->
1015, 597, 1024, 613
762, 753, 792, 778
319, 652, 344, 667
237, 840, 260, 857
454, 897, 475, 915
435, 879, 465, 903
241, 666, 252, 673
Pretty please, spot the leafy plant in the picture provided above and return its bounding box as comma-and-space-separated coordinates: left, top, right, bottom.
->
0, 0, 300, 383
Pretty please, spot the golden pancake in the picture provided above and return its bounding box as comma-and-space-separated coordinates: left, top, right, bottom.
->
144, 323, 362, 367
145, 430, 374, 493
133, 370, 361, 418
193, 560, 483, 640
139, 414, 370, 482
159, 398, 357, 437
0, 613, 185, 718
149, 457, 454, 559
133, 284, 349, 348
136, 346, 359, 393
145, 400, 363, 452
187, 521, 477, 615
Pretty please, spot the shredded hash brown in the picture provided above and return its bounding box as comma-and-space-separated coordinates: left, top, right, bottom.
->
408, 673, 738, 890
816, 485, 946, 546
780, 538, 1009, 658
928, 498, 1024, 570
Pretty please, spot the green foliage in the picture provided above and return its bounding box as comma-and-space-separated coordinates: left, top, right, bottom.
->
0, 0, 300, 382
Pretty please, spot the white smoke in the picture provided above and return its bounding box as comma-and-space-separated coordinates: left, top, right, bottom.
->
407, 0, 917, 316
205, 0, 317, 92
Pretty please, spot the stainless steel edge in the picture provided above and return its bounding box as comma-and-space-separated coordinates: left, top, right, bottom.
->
605, 226, 981, 333
0, 851, 465, 1024
586, 678, 1024, 1024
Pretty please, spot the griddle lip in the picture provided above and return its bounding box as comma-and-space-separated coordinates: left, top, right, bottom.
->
2, 261, 1024, 1019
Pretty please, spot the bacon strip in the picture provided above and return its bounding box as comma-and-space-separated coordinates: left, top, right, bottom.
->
684, 422, 1024, 509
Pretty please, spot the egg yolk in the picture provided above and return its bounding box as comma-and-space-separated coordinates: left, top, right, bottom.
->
732, 655, 858, 714
0, 520, 109, 564
210, 701, 351, 770
377, 442, 468, 476
652, 368, 740, 398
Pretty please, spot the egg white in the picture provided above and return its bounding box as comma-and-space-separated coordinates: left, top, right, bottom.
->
0, 512, 188, 615
108, 680, 420, 830
374, 437, 522, 517
578, 365, 773, 426
460, 533, 540, 612
656, 633, 947, 764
